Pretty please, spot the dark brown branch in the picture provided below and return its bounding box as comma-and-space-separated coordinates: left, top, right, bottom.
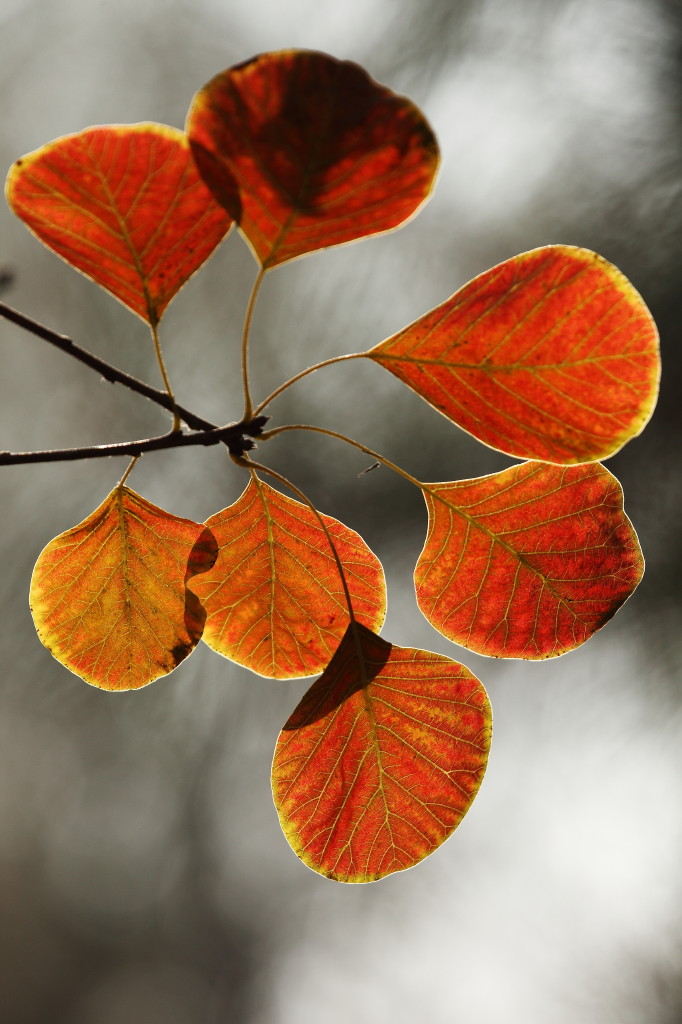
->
0, 419, 270, 466
0, 303, 270, 465
0, 301, 215, 431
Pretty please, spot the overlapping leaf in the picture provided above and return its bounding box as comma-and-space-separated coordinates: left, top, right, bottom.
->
6, 123, 232, 324
192, 477, 386, 679
415, 461, 643, 659
30, 486, 218, 690
186, 49, 439, 268
369, 245, 660, 464
272, 623, 491, 883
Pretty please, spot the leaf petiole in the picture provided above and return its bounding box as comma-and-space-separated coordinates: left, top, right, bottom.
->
117, 455, 139, 488
234, 454, 357, 627
150, 323, 180, 432
241, 267, 266, 422
259, 423, 423, 493
252, 352, 366, 417
0, 302, 215, 431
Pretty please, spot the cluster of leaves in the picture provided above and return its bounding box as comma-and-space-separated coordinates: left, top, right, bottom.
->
2, 50, 659, 883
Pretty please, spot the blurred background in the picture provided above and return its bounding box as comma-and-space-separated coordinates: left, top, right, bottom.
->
0, 0, 680, 1021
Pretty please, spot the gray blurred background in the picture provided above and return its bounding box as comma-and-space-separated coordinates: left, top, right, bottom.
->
0, 1, 681, 1021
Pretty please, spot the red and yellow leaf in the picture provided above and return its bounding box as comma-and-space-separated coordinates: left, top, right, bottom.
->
186, 49, 439, 269
192, 477, 386, 679
415, 461, 643, 659
6, 123, 232, 324
272, 623, 491, 883
369, 245, 660, 464
30, 486, 217, 690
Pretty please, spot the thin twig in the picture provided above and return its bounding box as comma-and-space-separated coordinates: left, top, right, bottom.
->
0, 417, 271, 466
0, 301, 214, 431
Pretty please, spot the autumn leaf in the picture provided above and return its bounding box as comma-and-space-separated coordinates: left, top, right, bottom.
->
186, 49, 439, 269
6, 123, 232, 324
415, 461, 643, 659
30, 486, 218, 690
272, 623, 491, 882
369, 245, 660, 464
192, 477, 386, 679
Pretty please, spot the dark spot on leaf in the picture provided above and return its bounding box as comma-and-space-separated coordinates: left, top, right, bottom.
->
170, 640, 192, 666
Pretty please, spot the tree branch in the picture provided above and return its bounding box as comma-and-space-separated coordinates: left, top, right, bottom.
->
0, 301, 214, 431
0, 417, 270, 466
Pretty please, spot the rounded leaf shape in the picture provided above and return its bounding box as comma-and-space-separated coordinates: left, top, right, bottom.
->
370, 245, 660, 463
30, 486, 218, 690
186, 49, 439, 268
6, 123, 232, 324
193, 478, 386, 678
416, 461, 644, 659
273, 624, 491, 882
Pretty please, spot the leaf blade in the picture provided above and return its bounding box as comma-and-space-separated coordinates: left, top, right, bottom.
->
192, 478, 386, 679
272, 624, 491, 882
369, 245, 660, 463
415, 461, 643, 659
6, 123, 232, 324
186, 49, 439, 268
30, 487, 217, 690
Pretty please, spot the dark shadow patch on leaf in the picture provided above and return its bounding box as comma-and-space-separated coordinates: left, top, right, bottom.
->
189, 141, 242, 222
183, 525, 219, 651
283, 623, 391, 729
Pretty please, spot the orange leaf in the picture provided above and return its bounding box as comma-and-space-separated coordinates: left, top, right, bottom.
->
415, 461, 643, 659
6, 124, 232, 324
272, 624, 491, 882
30, 486, 218, 690
369, 246, 660, 463
186, 49, 439, 269
192, 478, 386, 679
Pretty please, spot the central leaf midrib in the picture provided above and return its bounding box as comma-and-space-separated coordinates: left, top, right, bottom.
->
354, 629, 394, 858
253, 477, 278, 668
375, 351, 639, 372
115, 486, 135, 677
265, 73, 334, 266
91, 153, 154, 320
424, 480, 593, 625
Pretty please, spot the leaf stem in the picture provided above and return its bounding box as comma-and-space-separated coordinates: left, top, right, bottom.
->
236, 454, 356, 625
260, 423, 424, 492
252, 352, 366, 416
118, 455, 139, 487
241, 267, 266, 422
150, 322, 180, 431
0, 301, 215, 431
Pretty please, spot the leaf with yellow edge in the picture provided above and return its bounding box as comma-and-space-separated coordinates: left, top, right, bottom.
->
30, 486, 218, 690
186, 49, 439, 269
192, 477, 386, 679
415, 461, 643, 659
272, 623, 491, 882
6, 123, 232, 325
369, 245, 660, 464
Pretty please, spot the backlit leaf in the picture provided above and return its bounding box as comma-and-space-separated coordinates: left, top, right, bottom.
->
272, 623, 491, 882
369, 245, 660, 463
192, 477, 386, 679
30, 486, 218, 690
6, 124, 232, 324
415, 461, 643, 659
186, 49, 439, 269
